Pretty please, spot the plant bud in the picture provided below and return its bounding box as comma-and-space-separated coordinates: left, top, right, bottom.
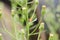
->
39, 22, 44, 31
41, 5, 46, 16
11, 9, 15, 17
35, 0, 39, 4
0, 33, 2, 40
22, 7, 26, 10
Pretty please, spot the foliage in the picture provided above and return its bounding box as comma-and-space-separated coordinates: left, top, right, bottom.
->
0, 0, 60, 40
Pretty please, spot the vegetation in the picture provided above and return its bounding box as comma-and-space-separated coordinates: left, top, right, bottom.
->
0, 0, 60, 40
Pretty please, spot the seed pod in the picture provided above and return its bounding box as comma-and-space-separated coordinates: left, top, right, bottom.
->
41, 5, 46, 17
0, 33, 2, 40
11, 9, 15, 17
39, 22, 44, 32
35, 0, 39, 4
49, 33, 58, 40
49, 33, 54, 40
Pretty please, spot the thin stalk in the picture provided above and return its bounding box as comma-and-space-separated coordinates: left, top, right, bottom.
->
30, 17, 42, 34
1, 19, 16, 40
25, 0, 30, 40
11, 16, 19, 40
37, 30, 40, 40
30, 5, 38, 21
29, 32, 39, 36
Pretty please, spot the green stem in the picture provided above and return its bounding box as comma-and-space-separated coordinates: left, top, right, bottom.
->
37, 30, 40, 40
29, 32, 39, 36
1, 20, 16, 40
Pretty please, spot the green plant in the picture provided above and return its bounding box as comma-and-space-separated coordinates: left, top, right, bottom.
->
0, 33, 2, 40
0, 0, 60, 40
